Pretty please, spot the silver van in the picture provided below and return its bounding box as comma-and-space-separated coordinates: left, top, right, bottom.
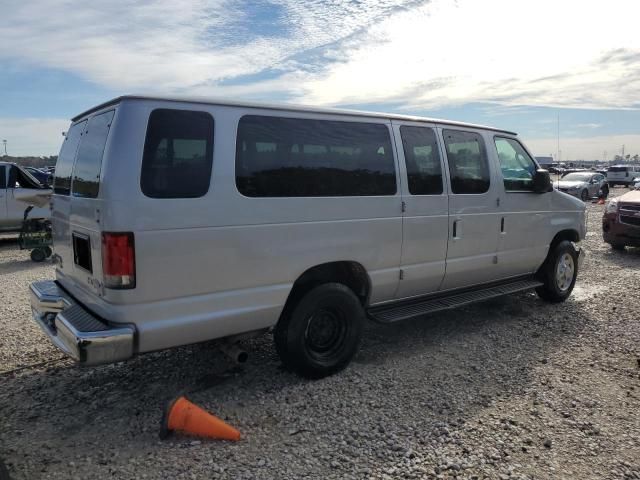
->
607, 165, 640, 187
30, 95, 586, 378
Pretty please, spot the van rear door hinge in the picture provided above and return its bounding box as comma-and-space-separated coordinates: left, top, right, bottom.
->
399, 269, 404, 280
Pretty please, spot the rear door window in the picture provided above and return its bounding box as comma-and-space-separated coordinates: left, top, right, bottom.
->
72, 111, 114, 198
443, 130, 490, 194
0, 166, 5, 189
53, 120, 87, 195
141, 109, 214, 198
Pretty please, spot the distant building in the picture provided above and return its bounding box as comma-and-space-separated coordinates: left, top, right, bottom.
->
535, 156, 553, 166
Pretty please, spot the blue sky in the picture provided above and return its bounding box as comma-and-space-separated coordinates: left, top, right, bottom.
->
1, 0, 639, 160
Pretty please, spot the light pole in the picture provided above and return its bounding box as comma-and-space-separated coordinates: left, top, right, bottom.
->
2, 140, 6, 156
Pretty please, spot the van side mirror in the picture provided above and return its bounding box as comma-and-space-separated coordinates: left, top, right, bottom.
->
532, 169, 552, 193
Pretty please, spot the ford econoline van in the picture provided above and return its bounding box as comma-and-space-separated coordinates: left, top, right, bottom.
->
30, 95, 586, 378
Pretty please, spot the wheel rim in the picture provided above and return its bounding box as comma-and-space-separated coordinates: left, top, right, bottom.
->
555, 253, 575, 292
305, 307, 347, 361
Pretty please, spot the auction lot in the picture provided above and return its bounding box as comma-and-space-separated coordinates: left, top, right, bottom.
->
1, 189, 639, 480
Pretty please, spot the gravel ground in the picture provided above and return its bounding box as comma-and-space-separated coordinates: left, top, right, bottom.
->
1, 188, 639, 480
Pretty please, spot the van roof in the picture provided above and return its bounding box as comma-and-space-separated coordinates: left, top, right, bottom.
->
71, 94, 518, 136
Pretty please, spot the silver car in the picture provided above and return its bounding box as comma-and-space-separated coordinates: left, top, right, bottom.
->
556, 172, 608, 201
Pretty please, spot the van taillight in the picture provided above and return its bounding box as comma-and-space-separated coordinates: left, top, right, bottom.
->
102, 232, 136, 289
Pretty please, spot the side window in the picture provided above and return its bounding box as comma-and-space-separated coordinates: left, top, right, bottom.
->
443, 130, 490, 194
10, 166, 41, 189
494, 137, 537, 191
400, 126, 443, 195
0, 166, 5, 189
236, 115, 396, 197
72, 111, 115, 198
53, 120, 86, 195
141, 109, 214, 198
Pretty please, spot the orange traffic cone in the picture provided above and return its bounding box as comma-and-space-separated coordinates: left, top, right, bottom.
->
160, 396, 241, 441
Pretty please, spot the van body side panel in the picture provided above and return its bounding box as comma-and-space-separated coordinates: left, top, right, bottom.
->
81, 101, 402, 353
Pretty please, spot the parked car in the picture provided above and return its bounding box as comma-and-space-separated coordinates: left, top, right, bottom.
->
556, 171, 608, 200
0, 162, 51, 232
23, 166, 53, 186
603, 189, 640, 250
29, 95, 586, 378
607, 165, 640, 187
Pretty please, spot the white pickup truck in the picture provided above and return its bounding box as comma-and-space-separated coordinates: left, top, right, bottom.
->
0, 162, 50, 232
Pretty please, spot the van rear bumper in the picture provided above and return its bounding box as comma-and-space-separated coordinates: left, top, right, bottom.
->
30, 280, 135, 366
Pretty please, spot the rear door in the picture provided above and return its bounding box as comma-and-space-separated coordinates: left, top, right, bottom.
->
392, 120, 449, 298
52, 111, 114, 295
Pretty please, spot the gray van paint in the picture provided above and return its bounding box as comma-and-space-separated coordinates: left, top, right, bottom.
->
47, 97, 585, 354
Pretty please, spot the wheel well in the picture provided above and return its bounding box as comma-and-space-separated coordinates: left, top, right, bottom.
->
549, 229, 580, 251
281, 262, 371, 316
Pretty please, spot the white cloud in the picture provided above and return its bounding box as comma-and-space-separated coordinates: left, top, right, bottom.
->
0, 0, 417, 91
296, 0, 640, 110
0, 118, 69, 157
2, 0, 640, 158
525, 134, 640, 161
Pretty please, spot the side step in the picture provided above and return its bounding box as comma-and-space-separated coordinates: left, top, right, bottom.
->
368, 279, 543, 323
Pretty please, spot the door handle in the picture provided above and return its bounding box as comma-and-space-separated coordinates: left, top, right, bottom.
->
452, 219, 461, 239
500, 217, 505, 233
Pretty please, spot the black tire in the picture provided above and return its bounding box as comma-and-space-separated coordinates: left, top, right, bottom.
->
0, 458, 10, 480
536, 240, 579, 303
601, 186, 609, 199
30, 248, 46, 263
274, 283, 364, 379
610, 243, 626, 251
580, 189, 588, 201
43, 246, 53, 258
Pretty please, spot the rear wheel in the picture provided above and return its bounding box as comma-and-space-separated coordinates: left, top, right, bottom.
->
30, 248, 46, 263
601, 185, 609, 198
536, 240, 579, 303
274, 283, 364, 379
43, 246, 53, 258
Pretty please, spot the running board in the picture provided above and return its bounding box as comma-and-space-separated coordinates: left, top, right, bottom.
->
368, 279, 543, 324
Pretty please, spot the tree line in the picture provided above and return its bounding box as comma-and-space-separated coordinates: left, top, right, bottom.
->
1, 156, 57, 168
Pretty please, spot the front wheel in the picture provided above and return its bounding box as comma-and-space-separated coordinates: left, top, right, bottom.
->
274, 283, 364, 379
536, 240, 579, 303
580, 189, 589, 201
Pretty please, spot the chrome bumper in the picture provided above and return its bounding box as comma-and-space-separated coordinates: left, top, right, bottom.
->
30, 280, 135, 365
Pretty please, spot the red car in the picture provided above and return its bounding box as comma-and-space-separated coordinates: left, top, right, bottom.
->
603, 190, 640, 250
